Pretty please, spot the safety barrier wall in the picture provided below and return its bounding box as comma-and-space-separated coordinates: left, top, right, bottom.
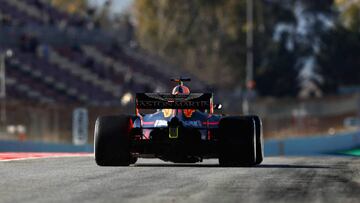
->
264, 131, 360, 156
0, 131, 359, 155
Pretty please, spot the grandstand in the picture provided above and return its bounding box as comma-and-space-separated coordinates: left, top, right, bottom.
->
0, 0, 211, 142
0, 0, 202, 107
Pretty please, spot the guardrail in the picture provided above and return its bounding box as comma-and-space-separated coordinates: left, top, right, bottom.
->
1, 131, 359, 155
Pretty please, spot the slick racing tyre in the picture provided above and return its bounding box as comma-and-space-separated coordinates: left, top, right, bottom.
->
130, 156, 138, 165
218, 116, 256, 167
244, 115, 264, 165
94, 115, 135, 166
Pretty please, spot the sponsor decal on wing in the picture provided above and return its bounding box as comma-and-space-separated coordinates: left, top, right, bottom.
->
154, 120, 168, 127
184, 93, 204, 101
183, 120, 202, 127
183, 109, 195, 118
162, 109, 174, 118
144, 93, 167, 101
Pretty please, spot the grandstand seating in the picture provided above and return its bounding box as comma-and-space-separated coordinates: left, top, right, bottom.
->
0, 0, 42, 25
0, 0, 201, 106
80, 45, 167, 92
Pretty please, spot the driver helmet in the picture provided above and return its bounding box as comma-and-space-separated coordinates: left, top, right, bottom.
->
172, 85, 190, 95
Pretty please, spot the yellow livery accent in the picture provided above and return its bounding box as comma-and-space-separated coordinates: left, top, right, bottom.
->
162, 109, 173, 118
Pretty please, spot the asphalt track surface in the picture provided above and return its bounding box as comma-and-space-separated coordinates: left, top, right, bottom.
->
0, 156, 359, 203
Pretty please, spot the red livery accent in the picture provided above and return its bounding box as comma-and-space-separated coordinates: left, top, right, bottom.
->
0, 152, 91, 161
142, 121, 155, 125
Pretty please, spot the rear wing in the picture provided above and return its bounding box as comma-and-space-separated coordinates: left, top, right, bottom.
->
135, 93, 213, 110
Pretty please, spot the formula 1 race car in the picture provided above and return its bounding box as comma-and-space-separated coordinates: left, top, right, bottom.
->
94, 78, 263, 167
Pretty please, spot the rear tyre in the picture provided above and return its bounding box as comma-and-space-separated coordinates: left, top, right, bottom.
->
244, 116, 264, 165
218, 116, 256, 167
94, 115, 133, 166
130, 156, 138, 165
